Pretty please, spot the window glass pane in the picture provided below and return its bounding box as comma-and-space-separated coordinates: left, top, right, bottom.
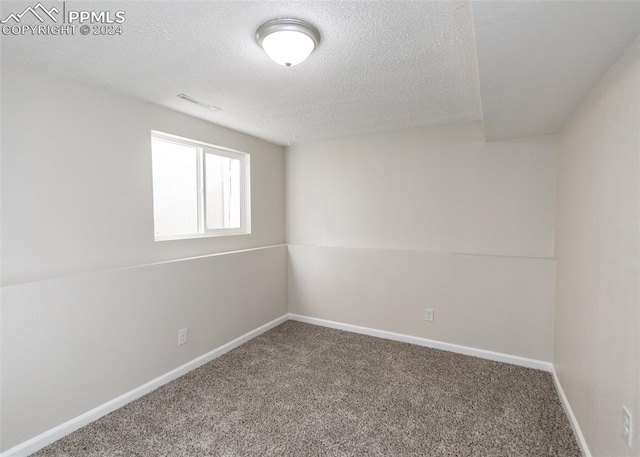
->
151, 139, 198, 237
229, 158, 241, 228
205, 152, 241, 230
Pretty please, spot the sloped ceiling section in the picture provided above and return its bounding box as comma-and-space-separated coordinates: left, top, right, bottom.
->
473, 0, 640, 141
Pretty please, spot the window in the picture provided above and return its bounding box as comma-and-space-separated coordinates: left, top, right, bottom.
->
151, 131, 250, 240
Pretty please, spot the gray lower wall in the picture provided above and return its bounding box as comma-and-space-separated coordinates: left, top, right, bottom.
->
1, 245, 288, 452
288, 244, 554, 362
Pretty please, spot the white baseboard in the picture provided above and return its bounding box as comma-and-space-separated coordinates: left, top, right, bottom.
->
551, 366, 592, 457
288, 313, 553, 372
0, 314, 289, 457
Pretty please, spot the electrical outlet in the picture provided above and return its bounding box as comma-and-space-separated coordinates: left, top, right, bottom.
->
623, 406, 633, 447
178, 328, 188, 346
424, 308, 434, 322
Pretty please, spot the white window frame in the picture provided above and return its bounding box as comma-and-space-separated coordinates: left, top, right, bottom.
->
151, 130, 251, 241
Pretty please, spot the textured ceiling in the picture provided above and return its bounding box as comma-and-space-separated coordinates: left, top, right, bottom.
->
473, 0, 640, 141
1, 1, 639, 145
0, 0, 482, 145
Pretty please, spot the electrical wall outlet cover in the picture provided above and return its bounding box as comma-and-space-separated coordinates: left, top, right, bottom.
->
623, 406, 633, 447
424, 308, 434, 322
178, 328, 188, 346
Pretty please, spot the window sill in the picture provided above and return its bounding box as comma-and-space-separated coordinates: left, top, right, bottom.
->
154, 230, 251, 242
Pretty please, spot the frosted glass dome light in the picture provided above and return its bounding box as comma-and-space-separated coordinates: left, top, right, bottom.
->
256, 19, 320, 67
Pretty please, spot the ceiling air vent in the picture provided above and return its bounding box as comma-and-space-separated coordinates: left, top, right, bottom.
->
176, 94, 221, 112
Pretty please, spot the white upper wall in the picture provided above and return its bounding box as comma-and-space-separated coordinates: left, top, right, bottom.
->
287, 123, 557, 258
0, 61, 285, 286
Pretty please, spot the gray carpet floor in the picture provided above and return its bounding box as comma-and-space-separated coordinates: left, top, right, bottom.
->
33, 321, 581, 456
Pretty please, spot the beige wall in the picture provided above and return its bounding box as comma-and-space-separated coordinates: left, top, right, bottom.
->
1, 61, 285, 286
0, 62, 288, 452
286, 123, 558, 361
554, 37, 640, 456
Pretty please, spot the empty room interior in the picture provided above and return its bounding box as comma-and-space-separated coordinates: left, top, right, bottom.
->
1, 0, 639, 456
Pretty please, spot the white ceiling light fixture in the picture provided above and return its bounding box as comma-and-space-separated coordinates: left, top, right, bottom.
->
256, 18, 320, 67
